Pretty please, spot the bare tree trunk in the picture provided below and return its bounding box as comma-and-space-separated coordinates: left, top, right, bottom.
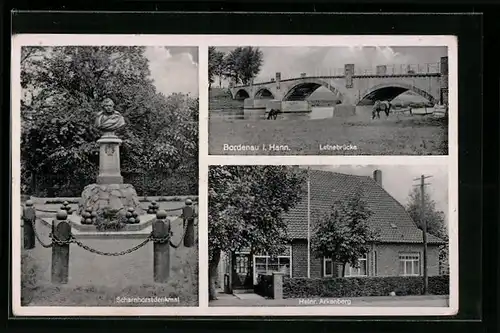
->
342, 263, 346, 277
209, 249, 221, 301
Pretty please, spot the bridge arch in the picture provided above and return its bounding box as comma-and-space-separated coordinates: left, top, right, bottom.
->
356, 82, 438, 105
282, 78, 344, 102
232, 88, 251, 100
254, 88, 275, 99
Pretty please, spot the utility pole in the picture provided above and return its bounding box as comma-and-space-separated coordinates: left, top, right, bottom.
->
413, 174, 432, 295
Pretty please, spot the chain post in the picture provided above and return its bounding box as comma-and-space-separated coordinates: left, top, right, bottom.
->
23, 200, 36, 249
51, 210, 71, 284
183, 199, 195, 248
153, 210, 170, 283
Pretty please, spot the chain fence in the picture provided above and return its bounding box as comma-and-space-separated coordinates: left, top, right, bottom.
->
27, 214, 194, 256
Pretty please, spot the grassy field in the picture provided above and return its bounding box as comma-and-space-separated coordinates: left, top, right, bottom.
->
209, 113, 448, 155
21, 202, 198, 307
208, 89, 447, 155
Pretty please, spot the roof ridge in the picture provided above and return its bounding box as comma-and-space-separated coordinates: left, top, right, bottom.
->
309, 169, 372, 179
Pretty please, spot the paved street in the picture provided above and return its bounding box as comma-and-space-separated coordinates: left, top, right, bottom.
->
210, 293, 449, 307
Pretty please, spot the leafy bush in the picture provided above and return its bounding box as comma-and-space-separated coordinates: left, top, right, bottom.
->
283, 275, 449, 298
94, 208, 127, 231
21, 250, 41, 305
428, 275, 449, 295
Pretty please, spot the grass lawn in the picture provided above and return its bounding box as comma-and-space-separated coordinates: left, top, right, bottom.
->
208, 114, 448, 155
21, 203, 198, 307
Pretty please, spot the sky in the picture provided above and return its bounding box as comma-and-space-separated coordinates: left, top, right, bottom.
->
304, 164, 449, 224
144, 46, 199, 96
216, 46, 447, 82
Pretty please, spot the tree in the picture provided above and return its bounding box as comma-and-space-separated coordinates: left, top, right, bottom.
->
406, 187, 449, 274
208, 47, 225, 89
208, 166, 306, 300
311, 189, 378, 277
223, 47, 264, 85
406, 187, 447, 239
21, 46, 198, 196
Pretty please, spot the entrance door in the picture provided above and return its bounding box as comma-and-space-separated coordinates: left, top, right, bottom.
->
232, 253, 253, 289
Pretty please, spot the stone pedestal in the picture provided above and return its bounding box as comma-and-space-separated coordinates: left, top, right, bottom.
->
80, 132, 143, 219
97, 133, 123, 184
79, 183, 144, 217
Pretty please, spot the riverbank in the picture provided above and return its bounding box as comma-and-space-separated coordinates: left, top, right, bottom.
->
208, 116, 448, 155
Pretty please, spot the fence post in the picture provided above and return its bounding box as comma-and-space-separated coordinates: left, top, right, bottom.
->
153, 210, 170, 283
51, 210, 71, 284
272, 272, 285, 300
183, 199, 195, 247
23, 200, 36, 249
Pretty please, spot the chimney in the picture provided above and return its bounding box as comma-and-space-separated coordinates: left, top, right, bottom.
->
373, 169, 382, 187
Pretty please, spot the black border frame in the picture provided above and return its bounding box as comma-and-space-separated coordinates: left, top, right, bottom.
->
1, 4, 494, 333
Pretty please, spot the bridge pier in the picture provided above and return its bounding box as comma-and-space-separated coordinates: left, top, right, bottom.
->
330, 63, 357, 116
244, 98, 268, 110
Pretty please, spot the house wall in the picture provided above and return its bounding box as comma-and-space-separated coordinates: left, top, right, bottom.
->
374, 243, 441, 277
290, 241, 441, 278
291, 239, 323, 278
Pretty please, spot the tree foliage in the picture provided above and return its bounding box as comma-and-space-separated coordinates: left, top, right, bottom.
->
208, 47, 264, 88
222, 47, 264, 85
208, 47, 225, 88
209, 165, 306, 257
405, 187, 447, 240
405, 186, 449, 274
311, 189, 378, 277
21, 46, 198, 196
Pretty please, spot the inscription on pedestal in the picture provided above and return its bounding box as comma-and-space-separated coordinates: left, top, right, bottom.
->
105, 144, 115, 156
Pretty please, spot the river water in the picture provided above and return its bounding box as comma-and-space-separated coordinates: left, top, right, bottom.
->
209, 106, 362, 121
209, 106, 435, 122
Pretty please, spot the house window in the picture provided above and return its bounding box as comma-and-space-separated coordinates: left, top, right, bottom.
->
235, 255, 249, 274
254, 256, 291, 277
345, 254, 368, 277
323, 257, 334, 277
399, 253, 420, 276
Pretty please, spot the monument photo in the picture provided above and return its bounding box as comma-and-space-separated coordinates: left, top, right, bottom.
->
16, 43, 199, 310
208, 45, 452, 155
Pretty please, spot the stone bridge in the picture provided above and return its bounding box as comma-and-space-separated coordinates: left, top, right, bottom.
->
229, 57, 449, 112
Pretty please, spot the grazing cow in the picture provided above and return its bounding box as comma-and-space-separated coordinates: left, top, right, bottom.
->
372, 100, 392, 119
267, 108, 281, 120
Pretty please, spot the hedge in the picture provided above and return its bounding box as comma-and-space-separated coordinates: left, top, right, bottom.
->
283, 275, 449, 298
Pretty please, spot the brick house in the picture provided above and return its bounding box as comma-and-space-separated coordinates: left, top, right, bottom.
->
217, 169, 446, 291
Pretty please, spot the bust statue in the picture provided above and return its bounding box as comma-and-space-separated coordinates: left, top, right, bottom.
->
95, 98, 126, 132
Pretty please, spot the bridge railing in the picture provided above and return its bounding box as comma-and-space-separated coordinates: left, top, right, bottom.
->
238, 62, 442, 86
355, 62, 441, 75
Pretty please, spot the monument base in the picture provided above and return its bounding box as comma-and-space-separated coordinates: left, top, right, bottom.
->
79, 183, 144, 217
97, 175, 124, 184
97, 134, 123, 185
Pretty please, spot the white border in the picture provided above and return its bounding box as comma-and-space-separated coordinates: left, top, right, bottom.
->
12, 34, 458, 317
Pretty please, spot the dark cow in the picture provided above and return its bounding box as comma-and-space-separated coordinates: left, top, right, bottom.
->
372, 100, 392, 119
267, 108, 281, 120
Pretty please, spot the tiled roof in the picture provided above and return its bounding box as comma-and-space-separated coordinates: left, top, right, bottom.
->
283, 169, 445, 244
